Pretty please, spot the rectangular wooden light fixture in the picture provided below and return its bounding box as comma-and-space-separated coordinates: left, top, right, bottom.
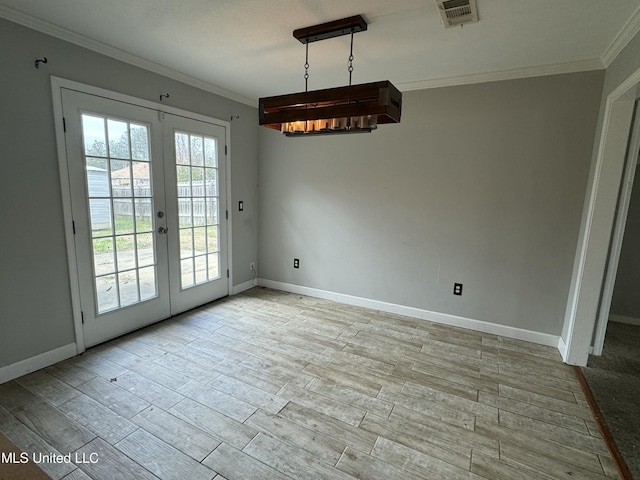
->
259, 81, 402, 136
258, 15, 402, 137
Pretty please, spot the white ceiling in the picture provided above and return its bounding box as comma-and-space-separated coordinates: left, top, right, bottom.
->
2, 0, 640, 106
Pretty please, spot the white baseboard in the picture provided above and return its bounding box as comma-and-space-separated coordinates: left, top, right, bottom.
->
609, 314, 640, 326
0, 343, 78, 384
232, 280, 256, 295
557, 336, 568, 360
258, 279, 560, 348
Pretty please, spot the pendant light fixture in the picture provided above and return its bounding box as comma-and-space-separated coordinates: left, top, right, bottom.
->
258, 15, 402, 137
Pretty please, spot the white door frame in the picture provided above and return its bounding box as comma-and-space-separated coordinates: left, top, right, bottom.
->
51, 76, 233, 354
562, 69, 640, 366
592, 100, 640, 355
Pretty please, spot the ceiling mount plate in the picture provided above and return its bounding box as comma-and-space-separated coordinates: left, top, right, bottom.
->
293, 15, 367, 44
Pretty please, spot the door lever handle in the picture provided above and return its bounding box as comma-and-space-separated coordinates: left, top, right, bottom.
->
157, 227, 168, 234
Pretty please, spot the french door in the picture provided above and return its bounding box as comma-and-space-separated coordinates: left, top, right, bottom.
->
61, 88, 228, 347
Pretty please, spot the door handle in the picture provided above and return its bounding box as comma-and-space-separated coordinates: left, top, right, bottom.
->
157, 227, 168, 234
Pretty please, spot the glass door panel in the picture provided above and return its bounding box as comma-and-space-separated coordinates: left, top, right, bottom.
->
62, 89, 171, 347
164, 116, 227, 313
82, 114, 158, 313
60, 87, 228, 347
175, 131, 221, 289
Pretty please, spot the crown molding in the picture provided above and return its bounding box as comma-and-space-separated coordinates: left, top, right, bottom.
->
397, 58, 604, 92
1, 4, 618, 102
601, 4, 640, 68
0, 5, 256, 107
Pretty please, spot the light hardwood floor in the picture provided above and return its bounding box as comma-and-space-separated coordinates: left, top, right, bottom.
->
0, 288, 618, 479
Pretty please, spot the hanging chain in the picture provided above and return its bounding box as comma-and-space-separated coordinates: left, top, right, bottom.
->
348, 31, 354, 86
304, 41, 309, 92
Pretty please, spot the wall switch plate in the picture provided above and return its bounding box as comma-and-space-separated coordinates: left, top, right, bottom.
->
239, 201, 244, 211
453, 283, 463, 296
293, 258, 300, 269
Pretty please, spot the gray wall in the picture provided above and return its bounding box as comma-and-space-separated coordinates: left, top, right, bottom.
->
259, 72, 603, 336
0, 18, 258, 367
611, 163, 640, 319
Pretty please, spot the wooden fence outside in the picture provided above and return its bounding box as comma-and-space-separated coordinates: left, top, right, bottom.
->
109, 182, 218, 226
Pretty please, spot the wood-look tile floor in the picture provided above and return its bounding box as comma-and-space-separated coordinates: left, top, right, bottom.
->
0, 288, 618, 480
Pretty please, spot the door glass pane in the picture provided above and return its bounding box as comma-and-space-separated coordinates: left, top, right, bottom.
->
82, 115, 107, 157
130, 123, 150, 161
132, 161, 151, 185
204, 138, 217, 167
137, 233, 154, 267
177, 167, 190, 191
114, 199, 135, 235
115, 235, 136, 270
207, 253, 219, 279
194, 256, 207, 284
207, 226, 218, 252
180, 229, 193, 259
193, 227, 206, 254
89, 199, 112, 234
193, 199, 205, 226
181, 258, 194, 288
108, 119, 130, 159
205, 169, 217, 195
191, 136, 204, 166
96, 274, 118, 312
111, 160, 132, 196
86, 159, 109, 197
175, 131, 221, 289
139, 266, 156, 301
192, 167, 204, 190
135, 198, 153, 233
82, 113, 157, 314
175, 133, 190, 165
179, 199, 192, 228
93, 237, 115, 275
119, 270, 139, 306
207, 198, 218, 224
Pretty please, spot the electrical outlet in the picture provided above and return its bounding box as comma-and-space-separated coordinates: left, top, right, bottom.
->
249, 261, 255, 271
293, 258, 300, 269
453, 283, 463, 296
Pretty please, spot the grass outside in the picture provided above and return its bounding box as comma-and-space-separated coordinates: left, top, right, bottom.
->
92, 216, 218, 255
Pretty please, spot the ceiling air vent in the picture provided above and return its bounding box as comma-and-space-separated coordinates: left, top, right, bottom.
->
436, 0, 479, 28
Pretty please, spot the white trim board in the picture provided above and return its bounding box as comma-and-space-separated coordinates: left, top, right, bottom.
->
0, 5, 613, 105
52, 77, 234, 127
592, 100, 640, 356
609, 314, 640, 326
398, 59, 603, 93
51, 78, 86, 354
561, 65, 640, 366
258, 279, 560, 348
0, 343, 77, 384
232, 280, 255, 295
